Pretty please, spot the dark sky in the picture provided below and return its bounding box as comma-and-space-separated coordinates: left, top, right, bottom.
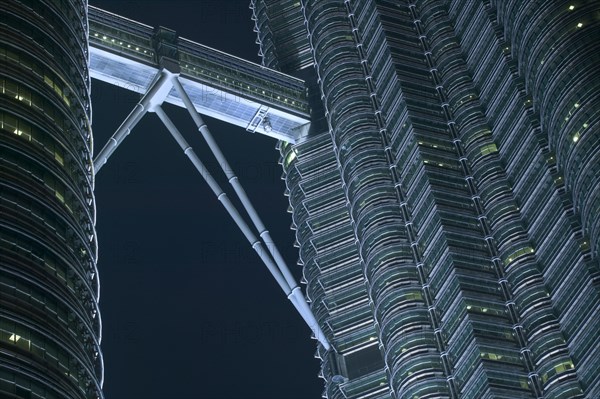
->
89, 1, 322, 398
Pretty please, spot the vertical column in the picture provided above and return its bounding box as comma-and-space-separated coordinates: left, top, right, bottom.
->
0, 1, 103, 398
301, 1, 449, 397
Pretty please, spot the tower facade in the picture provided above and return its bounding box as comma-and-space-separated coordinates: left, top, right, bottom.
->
0, 1, 103, 398
252, 1, 600, 398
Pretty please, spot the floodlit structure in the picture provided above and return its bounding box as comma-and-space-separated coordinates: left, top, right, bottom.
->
0, 1, 599, 399
251, 1, 600, 398
1, 3, 327, 399
88, 5, 331, 355
0, 1, 103, 398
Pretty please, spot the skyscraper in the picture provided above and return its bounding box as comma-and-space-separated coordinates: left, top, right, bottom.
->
0, 1, 103, 398
251, 0, 600, 398
1, 0, 599, 398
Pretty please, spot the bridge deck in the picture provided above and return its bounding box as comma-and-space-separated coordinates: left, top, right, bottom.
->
88, 6, 310, 142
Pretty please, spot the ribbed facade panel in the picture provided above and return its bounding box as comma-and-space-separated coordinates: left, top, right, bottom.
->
0, 1, 102, 398
448, 1, 600, 397
250, 0, 314, 71
253, 0, 599, 398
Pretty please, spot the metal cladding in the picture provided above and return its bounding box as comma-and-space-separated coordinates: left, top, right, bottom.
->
254, 0, 600, 398
0, 0, 103, 398
0, 0, 598, 398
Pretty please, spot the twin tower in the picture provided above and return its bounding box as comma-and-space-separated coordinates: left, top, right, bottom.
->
1, 1, 599, 398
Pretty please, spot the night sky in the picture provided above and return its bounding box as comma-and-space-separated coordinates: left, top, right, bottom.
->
89, 1, 322, 398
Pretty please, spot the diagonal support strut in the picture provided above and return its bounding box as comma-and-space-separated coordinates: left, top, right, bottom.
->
153, 104, 331, 350
171, 78, 329, 349
92, 68, 332, 351
93, 70, 175, 175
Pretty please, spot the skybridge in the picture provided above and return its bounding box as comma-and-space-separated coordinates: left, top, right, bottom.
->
88, 7, 330, 352
88, 6, 310, 142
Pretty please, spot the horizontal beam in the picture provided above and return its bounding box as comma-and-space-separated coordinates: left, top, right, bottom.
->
88, 6, 311, 143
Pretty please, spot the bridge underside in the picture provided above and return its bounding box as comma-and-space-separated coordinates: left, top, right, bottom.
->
88, 7, 330, 352
88, 6, 310, 143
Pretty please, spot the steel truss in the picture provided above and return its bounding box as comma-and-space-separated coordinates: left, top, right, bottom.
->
94, 69, 332, 351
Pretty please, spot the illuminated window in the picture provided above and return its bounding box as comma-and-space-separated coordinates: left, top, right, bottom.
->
13, 128, 30, 140
480, 143, 498, 155
283, 148, 297, 168
55, 151, 64, 166
481, 352, 501, 360
9, 333, 21, 342
43, 75, 71, 106
504, 246, 535, 266
542, 360, 574, 383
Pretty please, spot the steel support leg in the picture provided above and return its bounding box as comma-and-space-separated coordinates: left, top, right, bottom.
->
93, 71, 174, 174
154, 105, 331, 350
172, 78, 330, 350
